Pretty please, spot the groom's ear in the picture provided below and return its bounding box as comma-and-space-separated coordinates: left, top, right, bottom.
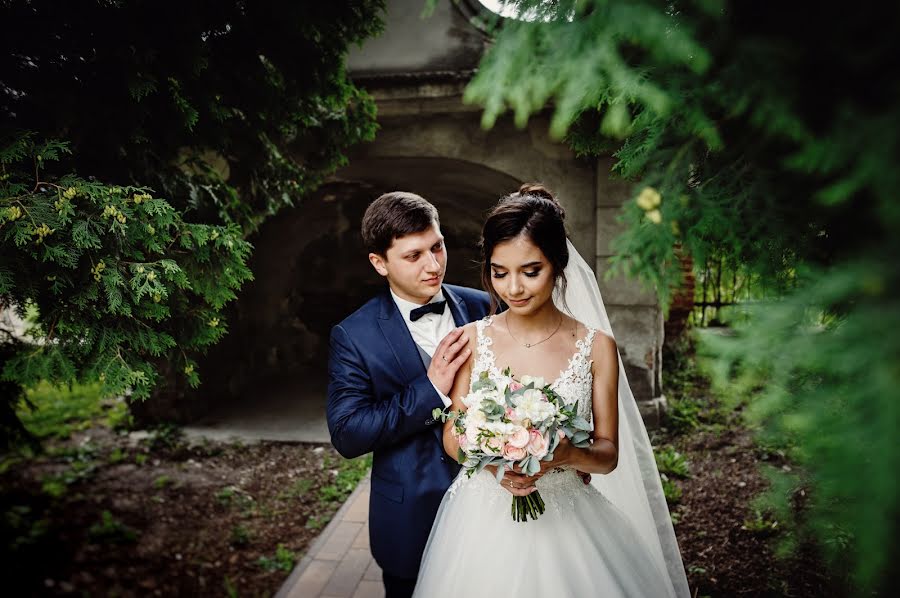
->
368, 252, 389, 277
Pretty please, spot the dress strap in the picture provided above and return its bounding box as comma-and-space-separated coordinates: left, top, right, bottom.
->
576, 325, 597, 362
473, 316, 497, 376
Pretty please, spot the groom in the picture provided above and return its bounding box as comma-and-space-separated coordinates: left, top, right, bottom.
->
326, 191, 492, 598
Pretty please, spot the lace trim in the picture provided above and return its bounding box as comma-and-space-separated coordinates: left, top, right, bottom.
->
472, 316, 497, 388
473, 316, 596, 404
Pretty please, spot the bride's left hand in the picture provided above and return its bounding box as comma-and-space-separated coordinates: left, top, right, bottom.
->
551, 434, 575, 467
540, 436, 592, 484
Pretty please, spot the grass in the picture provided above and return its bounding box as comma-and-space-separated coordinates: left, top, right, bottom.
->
256, 543, 295, 572
305, 514, 331, 530
37, 443, 102, 499
660, 474, 683, 505
87, 510, 139, 544
742, 508, 780, 536
278, 478, 314, 501
230, 524, 252, 546
655, 446, 691, 479
317, 453, 372, 506
661, 332, 734, 435
107, 447, 126, 464
16, 381, 127, 441
216, 486, 255, 511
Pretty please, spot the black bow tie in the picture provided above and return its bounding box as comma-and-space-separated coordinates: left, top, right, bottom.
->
409, 300, 447, 322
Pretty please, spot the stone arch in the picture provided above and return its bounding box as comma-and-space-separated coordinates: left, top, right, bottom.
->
191, 157, 523, 425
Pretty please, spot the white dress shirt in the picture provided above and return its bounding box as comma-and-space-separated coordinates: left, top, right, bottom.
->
390, 288, 456, 407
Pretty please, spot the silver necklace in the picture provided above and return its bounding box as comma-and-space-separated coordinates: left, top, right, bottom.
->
506, 314, 563, 349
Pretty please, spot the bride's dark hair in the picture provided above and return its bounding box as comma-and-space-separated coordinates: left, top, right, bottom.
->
480, 183, 569, 314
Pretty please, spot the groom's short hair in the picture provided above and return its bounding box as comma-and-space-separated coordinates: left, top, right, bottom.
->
362, 191, 440, 256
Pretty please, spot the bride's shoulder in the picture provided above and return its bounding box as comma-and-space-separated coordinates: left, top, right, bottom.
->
586, 327, 617, 374
568, 317, 617, 356
459, 321, 481, 343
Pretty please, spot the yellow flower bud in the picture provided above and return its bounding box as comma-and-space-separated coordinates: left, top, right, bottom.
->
184, 364, 194, 375
137, 265, 145, 274
147, 271, 156, 281
636, 187, 662, 211
209, 317, 219, 327
153, 293, 162, 303
646, 209, 662, 224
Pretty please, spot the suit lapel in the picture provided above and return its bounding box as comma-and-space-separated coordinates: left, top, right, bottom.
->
376, 291, 427, 381
377, 287, 465, 449
443, 285, 471, 326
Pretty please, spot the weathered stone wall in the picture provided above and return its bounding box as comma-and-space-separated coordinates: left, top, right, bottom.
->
183, 0, 667, 425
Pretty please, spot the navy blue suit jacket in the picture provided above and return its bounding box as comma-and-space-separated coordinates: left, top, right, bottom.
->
326, 284, 492, 579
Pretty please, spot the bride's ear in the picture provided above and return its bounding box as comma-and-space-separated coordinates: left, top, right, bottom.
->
368, 252, 388, 277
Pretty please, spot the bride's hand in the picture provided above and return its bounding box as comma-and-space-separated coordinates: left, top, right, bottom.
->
552, 435, 576, 467
498, 471, 538, 496
551, 436, 592, 483
486, 465, 537, 496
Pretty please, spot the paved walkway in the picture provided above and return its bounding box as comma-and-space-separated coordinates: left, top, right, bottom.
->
176, 377, 381, 596
276, 475, 383, 598
183, 379, 330, 444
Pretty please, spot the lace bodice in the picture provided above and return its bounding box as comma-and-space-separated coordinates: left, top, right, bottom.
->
447, 316, 600, 514
472, 316, 596, 421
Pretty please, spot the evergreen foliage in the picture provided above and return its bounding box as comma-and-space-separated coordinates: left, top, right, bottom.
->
1, 0, 384, 233
1, 134, 252, 446
467, 0, 899, 591
0, 1, 384, 442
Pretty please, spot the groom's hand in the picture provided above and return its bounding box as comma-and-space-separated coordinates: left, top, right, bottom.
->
428, 328, 470, 395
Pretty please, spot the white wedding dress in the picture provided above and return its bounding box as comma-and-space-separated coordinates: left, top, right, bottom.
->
412, 316, 678, 597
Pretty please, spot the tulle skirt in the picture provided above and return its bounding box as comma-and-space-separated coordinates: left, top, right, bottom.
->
413, 468, 677, 598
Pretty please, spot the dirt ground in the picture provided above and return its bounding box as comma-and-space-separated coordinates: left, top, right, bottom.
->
2, 419, 843, 597
2, 426, 361, 597
667, 425, 837, 597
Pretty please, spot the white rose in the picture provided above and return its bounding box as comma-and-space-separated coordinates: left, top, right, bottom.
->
516, 389, 558, 424
520, 375, 546, 388
508, 426, 530, 449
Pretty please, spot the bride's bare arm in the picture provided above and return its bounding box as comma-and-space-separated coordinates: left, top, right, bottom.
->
442, 324, 477, 460
553, 330, 620, 474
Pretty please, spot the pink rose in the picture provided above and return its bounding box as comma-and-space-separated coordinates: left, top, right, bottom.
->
503, 443, 526, 461
557, 429, 566, 440
484, 437, 504, 455
508, 426, 530, 449
505, 407, 517, 419
509, 381, 524, 392
457, 431, 470, 450
527, 429, 549, 459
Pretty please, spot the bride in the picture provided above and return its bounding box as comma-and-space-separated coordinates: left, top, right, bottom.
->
412, 184, 690, 597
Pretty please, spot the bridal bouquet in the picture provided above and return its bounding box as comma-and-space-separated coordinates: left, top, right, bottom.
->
433, 368, 592, 522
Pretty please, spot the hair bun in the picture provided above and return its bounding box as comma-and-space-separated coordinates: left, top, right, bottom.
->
517, 182, 565, 221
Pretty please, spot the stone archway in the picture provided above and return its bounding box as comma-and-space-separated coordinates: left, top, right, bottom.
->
186, 158, 520, 440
